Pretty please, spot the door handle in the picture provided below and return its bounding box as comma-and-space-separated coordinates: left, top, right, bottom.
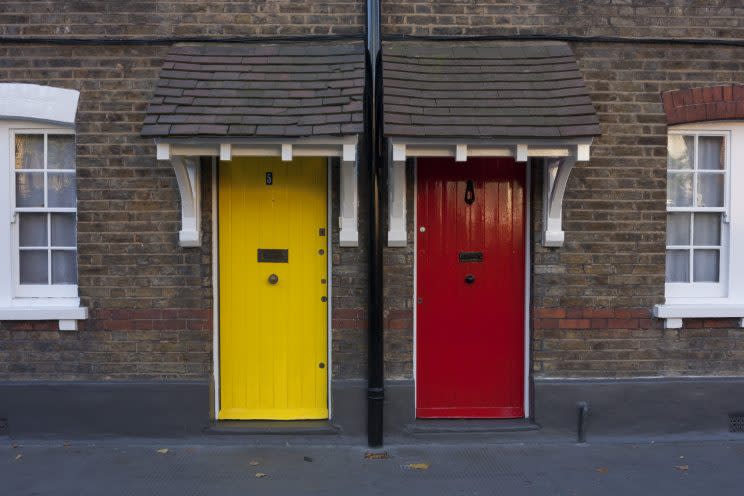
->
268, 274, 279, 285
464, 274, 475, 284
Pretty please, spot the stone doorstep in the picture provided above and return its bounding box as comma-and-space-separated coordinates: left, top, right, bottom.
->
205, 420, 341, 436
404, 418, 540, 435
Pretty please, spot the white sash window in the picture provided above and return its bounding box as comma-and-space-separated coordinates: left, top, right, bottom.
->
0, 83, 86, 329
13, 130, 78, 297
665, 131, 729, 298
656, 122, 744, 328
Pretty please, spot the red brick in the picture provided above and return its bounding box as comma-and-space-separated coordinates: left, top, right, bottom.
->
535, 308, 566, 318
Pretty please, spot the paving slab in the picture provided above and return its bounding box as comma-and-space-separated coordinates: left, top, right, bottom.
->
3, 439, 744, 496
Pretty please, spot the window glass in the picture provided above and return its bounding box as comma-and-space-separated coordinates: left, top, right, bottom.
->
665, 133, 725, 286
14, 133, 77, 286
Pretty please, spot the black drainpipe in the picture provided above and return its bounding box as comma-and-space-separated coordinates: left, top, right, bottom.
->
365, 0, 384, 447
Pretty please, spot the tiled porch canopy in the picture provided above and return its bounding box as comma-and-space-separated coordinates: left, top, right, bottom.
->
382, 40, 601, 247
142, 41, 364, 139
141, 41, 365, 247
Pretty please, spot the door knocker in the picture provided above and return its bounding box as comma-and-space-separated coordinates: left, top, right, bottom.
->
464, 179, 475, 205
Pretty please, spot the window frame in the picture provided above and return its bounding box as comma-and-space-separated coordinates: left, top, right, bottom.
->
665, 128, 730, 300
10, 127, 78, 298
0, 119, 81, 309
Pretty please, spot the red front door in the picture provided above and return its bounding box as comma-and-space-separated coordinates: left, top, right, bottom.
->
416, 157, 526, 418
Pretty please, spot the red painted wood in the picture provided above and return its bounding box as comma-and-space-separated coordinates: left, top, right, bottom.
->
416, 157, 526, 418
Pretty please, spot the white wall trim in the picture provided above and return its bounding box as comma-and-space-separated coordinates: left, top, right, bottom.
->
159, 139, 360, 249
654, 303, 744, 318
0, 83, 79, 125
0, 305, 88, 320
542, 156, 575, 247
158, 136, 358, 159
656, 121, 744, 324
0, 114, 86, 328
339, 151, 359, 247
211, 157, 220, 419
524, 160, 532, 417
326, 158, 334, 419
392, 139, 590, 249
387, 146, 407, 247
388, 137, 592, 163
171, 156, 202, 247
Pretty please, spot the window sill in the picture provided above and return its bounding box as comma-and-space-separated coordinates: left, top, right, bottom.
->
653, 303, 744, 329
0, 305, 88, 331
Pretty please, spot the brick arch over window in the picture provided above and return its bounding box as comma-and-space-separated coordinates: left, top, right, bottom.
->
663, 84, 744, 125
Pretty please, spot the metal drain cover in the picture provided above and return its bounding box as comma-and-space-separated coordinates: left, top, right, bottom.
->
729, 413, 744, 432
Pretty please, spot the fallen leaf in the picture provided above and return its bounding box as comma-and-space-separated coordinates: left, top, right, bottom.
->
303, 456, 313, 462
595, 467, 609, 474
364, 451, 390, 460
10, 443, 19, 449
249, 460, 260, 466
156, 448, 169, 454
255, 472, 268, 478
15, 454, 22, 461
406, 463, 430, 471
674, 465, 689, 472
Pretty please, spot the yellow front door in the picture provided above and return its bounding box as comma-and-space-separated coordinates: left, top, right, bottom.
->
218, 156, 328, 420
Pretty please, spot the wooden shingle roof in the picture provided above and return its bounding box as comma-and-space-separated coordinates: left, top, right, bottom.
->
142, 41, 365, 139
382, 40, 600, 140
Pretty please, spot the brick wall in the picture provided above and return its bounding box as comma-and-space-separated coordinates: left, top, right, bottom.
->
0, 1, 364, 37
382, 0, 744, 38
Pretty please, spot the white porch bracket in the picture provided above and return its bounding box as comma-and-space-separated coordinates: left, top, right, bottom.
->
388, 149, 407, 247
171, 156, 202, 247
542, 144, 590, 248
339, 144, 359, 247
159, 136, 361, 248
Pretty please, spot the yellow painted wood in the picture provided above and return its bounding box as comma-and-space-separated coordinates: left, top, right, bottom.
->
218, 157, 328, 420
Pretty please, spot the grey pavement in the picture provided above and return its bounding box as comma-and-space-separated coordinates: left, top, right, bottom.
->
3, 438, 744, 496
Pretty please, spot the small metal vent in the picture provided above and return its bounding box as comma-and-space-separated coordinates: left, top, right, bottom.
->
729, 413, 744, 433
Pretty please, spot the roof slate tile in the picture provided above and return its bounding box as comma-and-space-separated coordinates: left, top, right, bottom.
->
142, 41, 365, 139
383, 41, 600, 140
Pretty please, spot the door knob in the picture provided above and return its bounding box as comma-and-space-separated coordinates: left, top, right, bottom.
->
464, 274, 475, 284
268, 274, 279, 285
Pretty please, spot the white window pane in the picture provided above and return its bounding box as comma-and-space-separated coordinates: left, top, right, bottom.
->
15, 172, 45, 207
52, 250, 77, 284
20, 250, 48, 284
19, 213, 48, 247
666, 250, 689, 283
693, 213, 721, 246
667, 135, 693, 170
15, 134, 44, 169
48, 135, 75, 170
698, 136, 724, 170
693, 249, 719, 282
666, 213, 690, 246
667, 172, 693, 207
51, 213, 76, 247
697, 173, 724, 207
48, 173, 76, 208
